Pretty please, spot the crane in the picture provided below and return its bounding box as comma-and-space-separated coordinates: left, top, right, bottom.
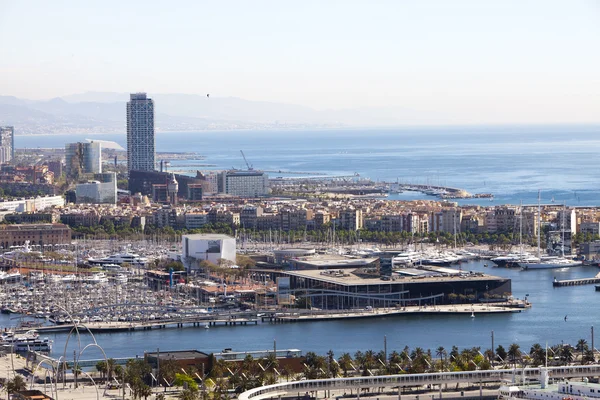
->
240, 150, 253, 170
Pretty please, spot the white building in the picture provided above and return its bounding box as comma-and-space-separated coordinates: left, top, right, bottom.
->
0, 195, 64, 212
217, 170, 269, 197
182, 233, 236, 270
127, 93, 155, 173
75, 172, 117, 204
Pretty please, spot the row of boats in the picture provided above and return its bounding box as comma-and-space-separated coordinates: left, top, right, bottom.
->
491, 253, 582, 269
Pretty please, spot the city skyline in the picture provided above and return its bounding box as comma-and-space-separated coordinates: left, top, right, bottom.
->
0, 1, 598, 125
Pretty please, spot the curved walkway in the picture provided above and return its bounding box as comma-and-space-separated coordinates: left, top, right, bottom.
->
239, 365, 600, 400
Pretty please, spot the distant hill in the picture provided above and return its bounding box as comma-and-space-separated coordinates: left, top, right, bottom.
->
0, 92, 442, 134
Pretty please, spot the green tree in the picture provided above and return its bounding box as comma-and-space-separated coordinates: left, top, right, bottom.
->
96, 360, 107, 380
174, 373, 199, 390
4, 375, 27, 395
124, 359, 152, 399
576, 339, 588, 365
508, 343, 521, 367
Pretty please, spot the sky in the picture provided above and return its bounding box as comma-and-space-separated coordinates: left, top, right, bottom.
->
0, 0, 599, 124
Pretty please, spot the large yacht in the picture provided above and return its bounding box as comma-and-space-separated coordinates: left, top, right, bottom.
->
87, 252, 149, 267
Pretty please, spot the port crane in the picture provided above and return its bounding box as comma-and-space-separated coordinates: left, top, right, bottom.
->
240, 150, 254, 170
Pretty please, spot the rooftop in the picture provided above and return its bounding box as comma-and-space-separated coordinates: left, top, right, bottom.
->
283, 268, 504, 286
183, 233, 234, 240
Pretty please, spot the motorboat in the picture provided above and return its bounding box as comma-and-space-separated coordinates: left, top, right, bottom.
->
87, 252, 149, 267
84, 272, 109, 284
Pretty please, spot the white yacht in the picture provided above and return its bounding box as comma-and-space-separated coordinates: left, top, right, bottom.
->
391, 251, 422, 268
500, 369, 600, 400
84, 272, 109, 284
87, 252, 149, 267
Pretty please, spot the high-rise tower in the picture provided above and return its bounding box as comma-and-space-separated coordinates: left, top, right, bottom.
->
0, 126, 15, 164
127, 93, 155, 173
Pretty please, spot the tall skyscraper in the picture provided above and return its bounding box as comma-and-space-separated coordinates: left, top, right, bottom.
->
127, 93, 155, 173
0, 126, 15, 164
65, 141, 102, 178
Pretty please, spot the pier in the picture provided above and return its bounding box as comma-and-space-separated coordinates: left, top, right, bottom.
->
262, 303, 526, 323
16, 315, 258, 334
553, 273, 600, 287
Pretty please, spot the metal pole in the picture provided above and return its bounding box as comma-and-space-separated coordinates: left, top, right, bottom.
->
592, 326, 595, 360
157, 347, 160, 388
491, 330, 495, 365
384, 335, 387, 367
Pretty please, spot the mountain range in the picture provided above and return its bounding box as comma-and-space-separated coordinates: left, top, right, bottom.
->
0, 92, 443, 135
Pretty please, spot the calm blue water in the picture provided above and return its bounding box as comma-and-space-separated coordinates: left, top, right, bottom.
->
15, 125, 600, 206
2, 261, 599, 359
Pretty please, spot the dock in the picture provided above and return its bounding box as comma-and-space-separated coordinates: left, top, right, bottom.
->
16, 316, 258, 334
553, 273, 600, 287
262, 303, 526, 323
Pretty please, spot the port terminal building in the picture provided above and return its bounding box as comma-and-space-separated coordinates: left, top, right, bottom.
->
263, 255, 511, 309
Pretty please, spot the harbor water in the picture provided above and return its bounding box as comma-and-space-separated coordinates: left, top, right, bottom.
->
2, 261, 599, 359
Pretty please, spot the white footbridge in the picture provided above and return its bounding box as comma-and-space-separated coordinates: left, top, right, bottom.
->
239, 365, 600, 400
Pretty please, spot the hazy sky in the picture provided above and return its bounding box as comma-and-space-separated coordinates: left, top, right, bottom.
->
1, 0, 599, 123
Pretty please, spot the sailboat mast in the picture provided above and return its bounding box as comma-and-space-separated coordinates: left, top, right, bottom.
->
519, 201, 523, 256
537, 190, 541, 258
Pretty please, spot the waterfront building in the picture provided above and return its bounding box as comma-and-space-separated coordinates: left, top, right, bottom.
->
0, 126, 14, 163
280, 207, 311, 231
65, 141, 102, 178
184, 212, 209, 229
186, 183, 203, 200
153, 206, 184, 228
152, 184, 168, 203
129, 169, 204, 197
181, 233, 236, 269
59, 210, 101, 227
339, 208, 363, 230
45, 160, 63, 178
271, 264, 511, 309
4, 213, 57, 224
313, 211, 331, 229
240, 206, 263, 229
0, 223, 71, 247
145, 350, 211, 373
207, 208, 240, 226
0, 195, 64, 213
75, 172, 117, 204
580, 222, 600, 236
217, 170, 269, 197
440, 208, 462, 234
580, 241, 600, 260
557, 208, 577, 234
127, 92, 155, 173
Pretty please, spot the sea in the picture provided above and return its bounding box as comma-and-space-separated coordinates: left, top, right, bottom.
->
8, 125, 600, 360
15, 124, 600, 206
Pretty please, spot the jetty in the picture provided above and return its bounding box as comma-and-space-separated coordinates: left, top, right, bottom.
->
16, 315, 258, 334
262, 302, 527, 323
553, 273, 600, 287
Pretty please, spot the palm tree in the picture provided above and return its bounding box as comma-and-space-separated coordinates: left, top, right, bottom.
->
96, 360, 107, 380
529, 343, 545, 366
106, 358, 117, 381
436, 346, 447, 371
561, 346, 574, 365
338, 353, 353, 377
576, 339, 588, 365
508, 343, 521, 367
4, 375, 26, 396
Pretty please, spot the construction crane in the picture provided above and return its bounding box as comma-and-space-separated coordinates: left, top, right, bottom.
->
240, 150, 254, 170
